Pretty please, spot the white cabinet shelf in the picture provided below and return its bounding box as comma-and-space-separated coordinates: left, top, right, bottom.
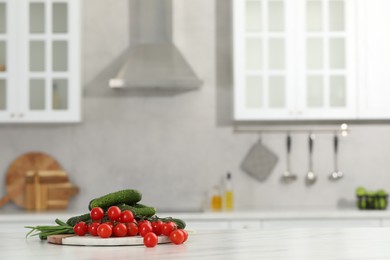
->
0, 0, 80, 123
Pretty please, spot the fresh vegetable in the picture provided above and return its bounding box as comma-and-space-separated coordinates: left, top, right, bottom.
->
107, 206, 122, 221
117, 203, 156, 218
89, 189, 142, 210
66, 213, 91, 227
143, 232, 158, 248
126, 222, 139, 236
97, 223, 112, 238
113, 223, 127, 237
139, 222, 153, 237
25, 188, 189, 247
25, 219, 74, 240
121, 210, 134, 223
90, 207, 104, 221
169, 229, 185, 245
161, 221, 177, 236
73, 222, 88, 236
88, 222, 100, 236
151, 220, 163, 236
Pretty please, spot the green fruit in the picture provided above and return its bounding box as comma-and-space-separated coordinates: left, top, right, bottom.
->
377, 189, 387, 196
356, 186, 366, 196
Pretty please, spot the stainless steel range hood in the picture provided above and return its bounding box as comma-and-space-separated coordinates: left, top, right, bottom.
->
109, 0, 202, 90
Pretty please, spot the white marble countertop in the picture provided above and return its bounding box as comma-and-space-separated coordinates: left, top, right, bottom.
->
2, 224, 390, 259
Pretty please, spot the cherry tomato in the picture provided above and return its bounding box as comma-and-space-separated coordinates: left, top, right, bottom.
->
151, 220, 163, 236
88, 222, 100, 236
139, 222, 153, 237
120, 210, 134, 223
126, 222, 139, 236
143, 232, 158, 248
169, 229, 185, 245
103, 221, 114, 230
73, 221, 88, 236
107, 206, 122, 221
137, 219, 151, 227
90, 207, 104, 221
97, 223, 113, 238
181, 229, 189, 242
113, 223, 127, 237
161, 221, 177, 236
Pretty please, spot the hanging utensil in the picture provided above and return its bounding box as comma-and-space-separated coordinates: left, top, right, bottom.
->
329, 134, 343, 181
281, 134, 297, 183
305, 134, 317, 185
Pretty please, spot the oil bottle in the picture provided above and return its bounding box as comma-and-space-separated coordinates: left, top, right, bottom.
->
224, 172, 234, 211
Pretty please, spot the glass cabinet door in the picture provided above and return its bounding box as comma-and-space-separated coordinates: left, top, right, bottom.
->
235, 0, 293, 120
0, 0, 18, 120
300, 0, 356, 119
24, 1, 70, 115
15, 0, 79, 122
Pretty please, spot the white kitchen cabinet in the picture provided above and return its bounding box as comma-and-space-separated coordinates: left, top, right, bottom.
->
356, 0, 390, 119
234, 0, 357, 121
0, 0, 80, 123
185, 220, 230, 230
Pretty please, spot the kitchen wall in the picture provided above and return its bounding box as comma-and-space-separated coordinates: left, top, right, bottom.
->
1, 0, 390, 212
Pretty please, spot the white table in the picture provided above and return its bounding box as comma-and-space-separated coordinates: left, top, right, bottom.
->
2, 223, 390, 259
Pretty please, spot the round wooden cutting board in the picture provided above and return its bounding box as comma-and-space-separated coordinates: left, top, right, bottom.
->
5, 152, 63, 209
47, 234, 171, 246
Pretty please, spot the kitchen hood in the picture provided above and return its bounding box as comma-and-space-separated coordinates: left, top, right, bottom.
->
109, 0, 203, 90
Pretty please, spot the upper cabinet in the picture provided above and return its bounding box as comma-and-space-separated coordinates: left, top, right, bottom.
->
234, 0, 390, 121
0, 0, 80, 123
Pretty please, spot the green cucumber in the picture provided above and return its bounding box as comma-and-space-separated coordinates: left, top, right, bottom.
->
116, 203, 156, 217
88, 189, 142, 210
66, 213, 91, 226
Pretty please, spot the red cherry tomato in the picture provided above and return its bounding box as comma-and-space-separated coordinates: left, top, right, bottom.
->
90, 207, 104, 221
107, 206, 122, 221
181, 229, 189, 242
120, 210, 134, 223
169, 229, 185, 245
103, 221, 114, 230
97, 223, 113, 238
73, 221, 88, 236
161, 221, 177, 236
126, 222, 139, 236
143, 232, 158, 248
113, 223, 127, 237
88, 222, 100, 236
139, 222, 153, 237
137, 219, 151, 227
151, 220, 163, 236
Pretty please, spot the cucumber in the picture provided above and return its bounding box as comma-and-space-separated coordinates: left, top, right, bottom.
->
66, 213, 91, 226
88, 189, 142, 210
116, 203, 156, 217
171, 218, 186, 229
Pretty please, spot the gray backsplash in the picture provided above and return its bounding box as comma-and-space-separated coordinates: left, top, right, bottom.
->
1, 0, 390, 212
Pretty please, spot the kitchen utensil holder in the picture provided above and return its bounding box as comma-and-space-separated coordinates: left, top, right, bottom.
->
357, 194, 388, 210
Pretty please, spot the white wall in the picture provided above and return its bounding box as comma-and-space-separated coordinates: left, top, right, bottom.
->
1, 0, 390, 212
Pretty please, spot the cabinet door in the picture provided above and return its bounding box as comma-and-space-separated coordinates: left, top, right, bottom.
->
357, 0, 390, 119
296, 0, 357, 119
234, 0, 295, 120
0, 0, 18, 121
17, 0, 80, 122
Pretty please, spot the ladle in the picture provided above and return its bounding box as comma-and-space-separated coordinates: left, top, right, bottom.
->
281, 134, 297, 183
329, 134, 343, 181
305, 134, 317, 185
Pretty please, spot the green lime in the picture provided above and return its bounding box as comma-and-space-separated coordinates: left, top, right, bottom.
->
356, 186, 366, 196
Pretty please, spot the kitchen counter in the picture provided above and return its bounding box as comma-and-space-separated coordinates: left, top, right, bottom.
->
2, 224, 390, 259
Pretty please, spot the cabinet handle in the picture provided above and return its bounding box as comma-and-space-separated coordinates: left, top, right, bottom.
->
19, 113, 24, 118
10, 113, 15, 118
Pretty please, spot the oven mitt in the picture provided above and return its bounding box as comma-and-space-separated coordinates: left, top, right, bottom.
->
241, 139, 279, 182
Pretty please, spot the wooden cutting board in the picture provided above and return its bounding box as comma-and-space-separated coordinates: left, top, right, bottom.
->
47, 234, 171, 246
4, 152, 79, 210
